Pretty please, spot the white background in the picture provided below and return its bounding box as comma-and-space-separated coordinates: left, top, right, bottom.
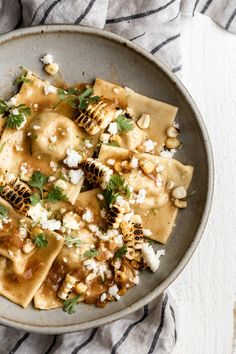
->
170, 14, 236, 354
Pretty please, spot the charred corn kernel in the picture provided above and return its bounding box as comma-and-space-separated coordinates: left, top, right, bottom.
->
131, 260, 141, 269
137, 113, 150, 129
44, 62, 59, 75
165, 137, 180, 149
136, 144, 145, 152
75, 98, 117, 135
174, 199, 187, 208
166, 126, 179, 138
96, 299, 107, 308
82, 158, 113, 189
121, 222, 144, 247
172, 186, 187, 199
139, 159, 155, 174
118, 286, 127, 296
58, 274, 78, 300
30, 226, 43, 236
111, 257, 121, 269
22, 238, 36, 254
125, 247, 135, 260
0, 175, 32, 215
114, 270, 127, 283
114, 161, 122, 173
107, 205, 125, 229
75, 282, 88, 295
110, 134, 122, 145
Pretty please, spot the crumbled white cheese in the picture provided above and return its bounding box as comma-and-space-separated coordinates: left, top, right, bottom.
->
63, 212, 80, 230
133, 275, 139, 285
68, 169, 84, 185
114, 234, 124, 247
49, 135, 57, 144
54, 179, 67, 190
48, 176, 56, 183
41, 218, 61, 231
84, 140, 93, 148
63, 149, 82, 168
107, 122, 118, 135
160, 149, 176, 158
63, 257, 68, 263
123, 211, 134, 222
20, 163, 28, 176
97, 193, 104, 201
130, 156, 139, 168
49, 160, 57, 172
88, 224, 99, 233
82, 209, 93, 223
5, 172, 15, 183
100, 293, 107, 302
107, 159, 115, 166
41, 54, 54, 65
11, 108, 19, 115
27, 132, 32, 136
15, 145, 24, 152
33, 125, 41, 130
33, 103, 39, 110
141, 243, 165, 272
115, 195, 126, 207
143, 229, 152, 237
100, 209, 106, 219
143, 139, 156, 153
84, 259, 97, 272
7, 94, 19, 107
44, 84, 57, 95
27, 203, 48, 224
135, 189, 146, 204
100, 133, 110, 143
108, 285, 120, 300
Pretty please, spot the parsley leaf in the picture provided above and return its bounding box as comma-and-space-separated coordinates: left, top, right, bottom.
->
33, 233, 48, 248
115, 245, 127, 258
102, 189, 119, 207
56, 87, 100, 110
107, 174, 124, 191
84, 248, 98, 259
15, 74, 31, 85
65, 236, 82, 247
29, 171, 48, 195
47, 186, 68, 203
63, 295, 80, 314
30, 192, 41, 206
5, 104, 31, 129
0, 204, 8, 219
0, 100, 8, 114
115, 115, 134, 132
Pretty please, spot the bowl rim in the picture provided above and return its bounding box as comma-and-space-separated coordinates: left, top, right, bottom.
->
0, 24, 214, 334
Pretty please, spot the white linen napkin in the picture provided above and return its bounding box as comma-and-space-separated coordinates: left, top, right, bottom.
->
0, 1, 235, 353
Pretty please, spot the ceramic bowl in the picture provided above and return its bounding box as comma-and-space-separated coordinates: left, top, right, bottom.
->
0, 25, 213, 333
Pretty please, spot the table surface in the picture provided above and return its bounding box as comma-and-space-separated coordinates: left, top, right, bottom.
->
170, 14, 236, 354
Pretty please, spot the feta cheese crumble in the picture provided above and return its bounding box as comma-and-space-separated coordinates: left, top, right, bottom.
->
143, 139, 156, 153
107, 122, 118, 135
49, 135, 57, 144
68, 169, 84, 185
27, 203, 48, 224
82, 209, 93, 223
63, 149, 82, 168
41, 219, 61, 231
41, 54, 54, 65
100, 293, 107, 302
107, 159, 115, 166
84, 140, 93, 148
160, 149, 176, 158
130, 156, 139, 168
63, 212, 80, 230
108, 285, 120, 300
135, 189, 146, 204
44, 84, 57, 95
141, 243, 165, 272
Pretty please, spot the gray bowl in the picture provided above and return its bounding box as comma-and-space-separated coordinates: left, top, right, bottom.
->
0, 25, 213, 334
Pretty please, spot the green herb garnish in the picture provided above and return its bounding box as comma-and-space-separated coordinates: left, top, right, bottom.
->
15, 74, 31, 85
33, 233, 48, 248
0, 204, 8, 219
84, 248, 98, 259
2, 103, 31, 129
102, 174, 131, 207
65, 236, 83, 247
107, 174, 124, 191
56, 87, 100, 110
115, 114, 134, 132
102, 189, 119, 207
115, 245, 127, 258
63, 295, 80, 314
29, 171, 48, 197
0, 186, 3, 193
47, 186, 68, 203
30, 192, 41, 206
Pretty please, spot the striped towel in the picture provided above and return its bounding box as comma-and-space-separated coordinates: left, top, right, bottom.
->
0, 1, 235, 353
